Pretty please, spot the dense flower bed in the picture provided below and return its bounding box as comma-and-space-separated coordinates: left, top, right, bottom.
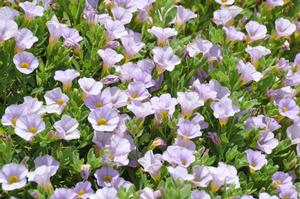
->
0, 0, 300, 198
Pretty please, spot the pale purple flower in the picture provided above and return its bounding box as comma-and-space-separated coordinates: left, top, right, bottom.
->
13, 51, 39, 74
191, 190, 211, 199
0, 163, 28, 191
101, 75, 120, 85
94, 166, 119, 187
88, 107, 120, 131
259, 192, 278, 199
162, 145, 195, 167
89, 187, 118, 199
237, 60, 263, 83
186, 38, 213, 57
62, 28, 83, 47
285, 70, 300, 87
205, 44, 223, 61
1, 104, 28, 127
21, 96, 45, 116
103, 19, 127, 42
107, 87, 129, 108
46, 15, 67, 44
44, 87, 69, 114
191, 79, 217, 102
84, 89, 113, 110
150, 93, 178, 120
174, 137, 196, 151
192, 165, 212, 188
167, 166, 193, 182
223, 26, 245, 41
287, 120, 300, 144
50, 188, 77, 199
19, 1, 44, 19
246, 45, 271, 62
177, 91, 203, 118
53, 115, 80, 140
15, 114, 45, 141
257, 131, 279, 154
97, 48, 124, 69
137, 59, 155, 74
246, 21, 268, 42
172, 6, 197, 26
210, 96, 240, 124
148, 26, 177, 45
132, 70, 155, 88
127, 101, 154, 119
0, 7, 18, 20
278, 98, 300, 120
215, 0, 234, 5
266, 0, 284, 8
138, 150, 163, 180
139, 187, 161, 199
111, 7, 132, 24
267, 86, 295, 105
246, 149, 267, 171
112, 0, 137, 13
111, 176, 133, 190
208, 79, 230, 99
213, 9, 235, 26
107, 134, 131, 166
34, 155, 60, 169
81, 164, 91, 181
177, 120, 202, 140
73, 181, 94, 199
272, 171, 293, 189
15, 28, 38, 51
121, 30, 145, 58
115, 62, 137, 82
275, 18, 296, 37
126, 82, 150, 101
78, 77, 103, 96
54, 69, 80, 89
279, 188, 298, 199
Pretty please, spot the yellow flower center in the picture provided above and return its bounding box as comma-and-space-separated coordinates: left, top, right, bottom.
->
210, 182, 219, 193
221, 0, 227, 2
274, 179, 282, 185
20, 62, 30, 69
11, 118, 17, 126
7, 176, 19, 184
97, 118, 107, 125
28, 127, 38, 134
103, 175, 112, 183
56, 99, 64, 105
95, 102, 103, 108
282, 107, 288, 113
131, 92, 139, 99
78, 189, 85, 196
181, 160, 186, 166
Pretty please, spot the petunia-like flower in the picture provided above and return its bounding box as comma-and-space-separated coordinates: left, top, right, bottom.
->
259, 192, 278, 199
186, 38, 213, 57
177, 120, 202, 140
115, 62, 138, 82
246, 45, 271, 62
126, 82, 150, 101
275, 18, 296, 37
172, 6, 197, 26
44, 87, 69, 114
138, 150, 163, 180
287, 120, 300, 144
192, 165, 212, 188
94, 166, 119, 187
50, 188, 77, 199
210, 96, 240, 125
88, 107, 120, 131
112, 0, 137, 13
19, 1, 44, 20
278, 187, 298, 199
90, 187, 118, 199
132, 69, 155, 88
148, 26, 178, 45
257, 131, 279, 154
120, 30, 145, 59
53, 115, 80, 140
278, 98, 300, 120
111, 6, 132, 24
205, 44, 223, 61
15, 114, 45, 141
78, 77, 103, 96
246, 21, 268, 42
46, 15, 67, 45
150, 93, 178, 121
84, 89, 113, 110
73, 181, 94, 199
139, 187, 162, 199
208, 79, 230, 99
15, 28, 38, 51
246, 149, 267, 172
1, 104, 28, 127
127, 101, 154, 119
237, 60, 263, 83
106, 87, 129, 109
103, 19, 127, 42
223, 26, 245, 41
0, 163, 28, 191
174, 137, 196, 151
80, 164, 91, 181
167, 166, 193, 182
215, 0, 234, 5
0, 7, 18, 20
213, 9, 235, 26
163, 145, 195, 167
107, 134, 131, 166
13, 51, 39, 74
54, 69, 80, 89
97, 48, 124, 71
0, 19, 18, 42
266, 0, 284, 8
191, 190, 211, 199
272, 171, 293, 190
177, 91, 203, 118
191, 79, 217, 102
62, 28, 83, 48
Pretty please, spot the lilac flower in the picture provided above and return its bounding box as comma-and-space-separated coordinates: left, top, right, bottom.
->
210, 96, 240, 125
287, 120, 300, 144
177, 91, 203, 118
97, 48, 124, 70
223, 26, 245, 41
50, 188, 77, 199
192, 165, 212, 188
46, 15, 67, 45
80, 164, 91, 181
191, 79, 217, 102
0, 7, 18, 20
78, 77, 103, 96
208, 79, 230, 99
107, 134, 131, 166
94, 166, 119, 187
139, 187, 161, 199
138, 150, 163, 180
279, 188, 298, 199
15, 114, 45, 141
103, 19, 127, 42
13, 51, 39, 74
148, 26, 178, 45
162, 145, 195, 167
88, 107, 119, 131
246, 149, 267, 172
132, 70, 155, 88
246, 46, 271, 62
278, 98, 300, 120
285, 70, 300, 87
101, 75, 120, 85
19, 1, 44, 20
275, 18, 296, 37
111, 6, 132, 24
54, 69, 80, 89
84, 89, 113, 110
127, 101, 154, 119
15, 28, 38, 51
246, 21, 268, 42
205, 44, 223, 61
53, 115, 80, 140
112, 0, 137, 13
213, 9, 235, 26
121, 30, 145, 59
62, 28, 83, 48
167, 166, 193, 182
177, 120, 202, 140
34, 155, 60, 169
172, 6, 197, 26
266, 0, 284, 8
257, 131, 279, 154
107, 87, 129, 108
0, 163, 28, 191
267, 86, 295, 105
186, 38, 213, 57
215, 0, 234, 5
115, 62, 137, 82
137, 59, 154, 74
44, 87, 69, 114
1, 104, 28, 127
126, 82, 150, 101
174, 137, 196, 151
259, 192, 278, 199
191, 190, 211, 199
237, 60, 263, 83
90, 187, 118, 199
73, 181, 94, 199
272, 171, 293, 189
20, 96, 45, 116
150, 93, 178, 120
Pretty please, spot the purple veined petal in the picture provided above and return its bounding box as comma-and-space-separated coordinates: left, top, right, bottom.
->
245, 45, 271, 62
0, 6, 19, 20
237, 60, 263, 83
78, 77, 103, 96
111, 6, 133, 24
162, 145, 195, 167
223, 26, 245, 41
120, 29, 145, 59
275, 17, 296, 37
89, 187, 118, 199
88, 107, 120, 131
287, 120, 300, 144
94, 166, 119, 187
172, 6, 197, 26
13, 51, 39, 75
15, 114, 45, 141
54, 69, 80, 89
152, 46, 181, 74
19, 1, 44, 19
0, 19, 18, 42
50, 188, 77, 199
54, 115, 80, 140
0, 163, 28, 191
127, 101, 154, 119
148, 26, 177, 45
246, 21, 268, 42
44, 87, 69, 115
73, 181, 94, 199
97, 48, 124, 69
246, 149, 267, 171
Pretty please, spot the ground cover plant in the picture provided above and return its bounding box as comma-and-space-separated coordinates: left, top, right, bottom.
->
0, 0, 300, 198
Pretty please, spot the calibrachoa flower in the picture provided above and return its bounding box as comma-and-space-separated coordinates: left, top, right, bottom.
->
15, 114, 45, 141
62, 28, 83, 48
139, 187, 162, 199
275, 18, 296, 37
150, 93, 178, 120
97, 48, 124, 70
237, 60, 263, 83
73, 181, 94, 199
94, 166, 119, 187
177, 91, 203, 118
103, 19, 127, 42
121, 30, 145, 59
287, 120, 300, 144
111, 6, 132, 24
47, 15, 67, 45
223, 26, 245, 41
88, 107, 120, 131
90, 187, 118, 199
127, 101, 154, 119
278, 98, 300, 120
53, 115, 80, 140
246, 149, 267, 172
50, 188, 77, 199
138, 150, 163, 180
148, 26, 178, 45
245, 45, 271, 62
19, 1, 44, 20
177, 120, 202, 140
44, 87, 69, 114
272, 171, 293, 190
84, 89, 113, 110
126, 82, 150, 101
245, 21, 268, 42
163, 145, 195, 167
106, 134, 131, 166
0, 163, 28, 191
186, 38, 213, 57
191, 190, 211, 199
213, 9, 235, 26
13, 51, 39, 74
0, 20, 18, 42
172, 6, 197, 26
78, 77, 103, 96
191, 79, 217, 102
0, 6, 18, 20
15, 28, 38, 51
1, 104, 28, 127
54, 69, 80, 89
167, 166, 193, 182
191, 165, 212, 188
257, 131, 279, 154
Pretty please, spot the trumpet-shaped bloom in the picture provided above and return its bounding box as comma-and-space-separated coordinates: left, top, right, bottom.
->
257, 131, 279, 154
54, 115, 80, 140
54, 69, 80, 89
15, 114, 45, 141
88, 107, 119, 131
94, 166, 119, 187
148, 26, 177, 45
111, 6, 132, 24
138, 151, 163, 180
272, 171, 293, 190
177, 91, 204, 117
192, 165, 212, 188
191, 79, 217, 102
50, 188, 77, 199
150, 93, 178, 119
62, 28, 83, 47
172, 6, 197, 26
15, 28, 38, 51
167, 166, 193, 182
278, 98, 300, 120
177, 120, 202, 140
78, 77, 103, 96
237, 60, 263, 83
162, 145, 195, 167
210, 96, 240, 123
107, 134, 131, 166
275, 18, 296, 37
0, 7, 18, 20
0, 163, 28, 191
0, 20, 18, 42
191, 190, 211, 199
246, 45, 271, 62
13, 51, 39, 74
1, 104, 28, 127
73, 181, 94, 199
126, 82, 150, 101
90, 187, 118, 199
127, 101, 154, 119
121, 30, 145, 58
246, 21, 268, 42
287, 120, 300, 144
19, 1, 44, 19
97, 48, 124, 69
186, 38, 213, 57
46, 15, 67, 44
223, 26, 245, 41
246, 149, 267, 171
103, 19, 127, 42
44, 87, 69, 114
